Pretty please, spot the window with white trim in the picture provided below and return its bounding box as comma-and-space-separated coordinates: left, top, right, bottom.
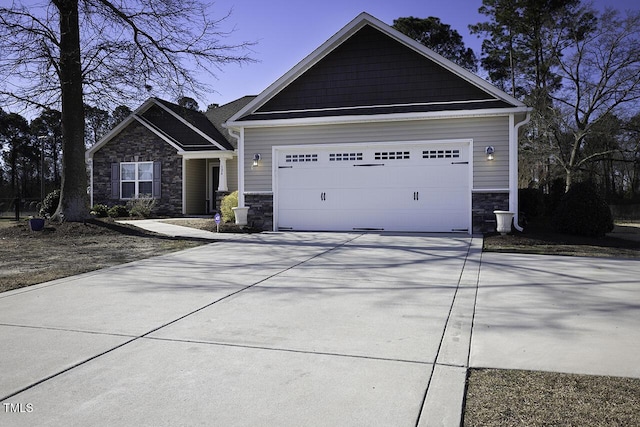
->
121, 162, 153, 199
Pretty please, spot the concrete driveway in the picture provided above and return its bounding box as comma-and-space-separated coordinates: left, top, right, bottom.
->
0, 232, 479, 426
470, 252, 640, 379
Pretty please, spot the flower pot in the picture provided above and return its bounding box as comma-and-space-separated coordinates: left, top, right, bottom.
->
493, 211, 514, 235
232, 206, 250, 225
29, 218, 45, 232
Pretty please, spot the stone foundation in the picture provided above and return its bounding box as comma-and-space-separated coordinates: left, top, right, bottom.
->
245, 193, 274, 231
472, 192, 510, 234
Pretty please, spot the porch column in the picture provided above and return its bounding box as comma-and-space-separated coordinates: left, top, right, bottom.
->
218, 157, 228, 191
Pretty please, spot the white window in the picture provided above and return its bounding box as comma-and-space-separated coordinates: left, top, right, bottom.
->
121, 162, 153, 199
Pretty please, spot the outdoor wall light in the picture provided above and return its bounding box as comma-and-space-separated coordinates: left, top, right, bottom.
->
252, 153, 261, 167
485, 146, 495, 161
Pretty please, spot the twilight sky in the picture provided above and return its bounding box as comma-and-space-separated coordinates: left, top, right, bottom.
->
200, 0, 639, 110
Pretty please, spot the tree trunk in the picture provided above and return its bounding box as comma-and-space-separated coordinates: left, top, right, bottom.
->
52, 0, 89, 221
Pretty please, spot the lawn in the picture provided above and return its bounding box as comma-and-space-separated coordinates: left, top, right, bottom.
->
0, 217, 209, 293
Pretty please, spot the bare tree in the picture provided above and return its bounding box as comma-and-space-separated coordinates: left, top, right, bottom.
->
550, 9, 640, 191
0, 0, 254, 221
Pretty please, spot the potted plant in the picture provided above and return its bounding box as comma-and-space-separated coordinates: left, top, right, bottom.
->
28, 216, 45, 232
493, 210, 514, 235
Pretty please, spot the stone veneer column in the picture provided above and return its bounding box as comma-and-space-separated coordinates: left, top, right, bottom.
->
472, 192, 510, 233
245, 193, 274, 231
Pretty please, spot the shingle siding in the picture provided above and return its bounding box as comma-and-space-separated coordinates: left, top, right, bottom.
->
252, 25, 501, 118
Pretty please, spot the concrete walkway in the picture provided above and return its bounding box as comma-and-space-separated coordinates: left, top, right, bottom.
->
117, 218, 239, 240
1, 222, 638, 426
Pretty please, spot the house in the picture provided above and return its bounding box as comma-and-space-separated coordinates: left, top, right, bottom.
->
87, 96, 253, 216
88, 12, 530, 234
224, 13, 531, 233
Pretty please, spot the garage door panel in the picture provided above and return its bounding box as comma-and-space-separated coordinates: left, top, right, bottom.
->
276, 143, 470, 232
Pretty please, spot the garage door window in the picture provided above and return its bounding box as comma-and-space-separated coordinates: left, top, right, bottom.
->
423, 149, 460, 159
285, 154, 318, 162
329, 152, 363, 161
374, 151, 410, 160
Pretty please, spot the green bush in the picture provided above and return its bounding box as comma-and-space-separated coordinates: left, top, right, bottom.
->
91, 204, 109, 218
127, 198, 156, 218
552, 181, 614, 237
39, 189, 60, 218
107, 204, 130, 218
220, 191, 238, 223
519, 188, 545, 219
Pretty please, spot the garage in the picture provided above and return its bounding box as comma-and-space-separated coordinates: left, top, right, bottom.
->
274, 141, 471, 232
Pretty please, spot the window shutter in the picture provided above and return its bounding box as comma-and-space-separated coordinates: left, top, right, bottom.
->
111, 163, 120, 199
153, 161, 161, 198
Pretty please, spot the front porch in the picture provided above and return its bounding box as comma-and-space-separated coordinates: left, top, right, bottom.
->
182, 152, 237, 215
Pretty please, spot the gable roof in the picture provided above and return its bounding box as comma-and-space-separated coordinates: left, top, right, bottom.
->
205, 96, 257, 146
87, 97, 234, 157
227, 12, 528, 125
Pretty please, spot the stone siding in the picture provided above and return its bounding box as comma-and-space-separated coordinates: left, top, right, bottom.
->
472, 192, 510, 233
245, 193, 273, 231
91, 121, 183, 216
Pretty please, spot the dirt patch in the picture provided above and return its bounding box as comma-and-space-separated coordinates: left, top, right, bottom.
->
464, 369, 640, 426
484, 220, 640, 258
161, 218, 260, 233
0, 218, 209, 293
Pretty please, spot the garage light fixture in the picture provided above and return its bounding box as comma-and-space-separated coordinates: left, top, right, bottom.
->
485, 146, 495, 161
252, 153, 261, 167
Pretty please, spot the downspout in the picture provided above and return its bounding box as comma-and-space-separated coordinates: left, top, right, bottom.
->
228, 127, 245, 208
511, 112, 531, 232
88, 156, 93, 208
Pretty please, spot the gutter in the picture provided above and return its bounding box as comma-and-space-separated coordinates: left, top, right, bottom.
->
512, 112, 532, 232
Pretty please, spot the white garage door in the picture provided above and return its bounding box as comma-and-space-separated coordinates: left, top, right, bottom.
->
275, 142, 470, 232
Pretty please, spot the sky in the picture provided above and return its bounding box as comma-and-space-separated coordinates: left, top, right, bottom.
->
197, 0, 640, 110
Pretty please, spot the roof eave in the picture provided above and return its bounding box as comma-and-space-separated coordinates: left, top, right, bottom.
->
226, 106, 532, 129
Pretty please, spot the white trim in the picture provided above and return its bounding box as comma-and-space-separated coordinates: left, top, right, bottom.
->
234, 128, 246, 207
271, 139, 472, 152
250, 98, 500, 116
181, 157, 187, 215
89, 159, 94, 207
472, 188, 510, 193
227, 107, 530, 129
244, 191, 274, 195
227, 12, 526, 125
180, 151, 235, 160
511, 112, 532, 231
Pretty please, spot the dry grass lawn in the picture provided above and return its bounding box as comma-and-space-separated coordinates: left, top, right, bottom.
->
0, 217, 208, 293
464, 369, 640, 426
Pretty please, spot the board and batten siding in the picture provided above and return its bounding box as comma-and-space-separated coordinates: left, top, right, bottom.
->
242, 116, 510, 192
226, 157, 238, 191
185, 158, 207, 214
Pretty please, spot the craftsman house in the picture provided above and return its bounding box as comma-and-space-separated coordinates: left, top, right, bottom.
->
88, 12, 530, 233
225, 13, 530, 233
87, 96, 253, 216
